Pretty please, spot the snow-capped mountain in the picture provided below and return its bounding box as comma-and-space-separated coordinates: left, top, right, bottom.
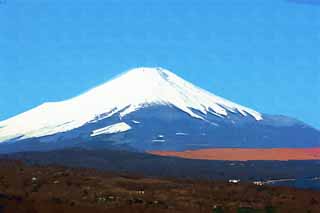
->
0, 67, 319, 153
0, 67, 261, 142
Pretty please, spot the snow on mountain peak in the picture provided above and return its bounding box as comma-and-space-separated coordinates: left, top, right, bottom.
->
0, 67, 262, 142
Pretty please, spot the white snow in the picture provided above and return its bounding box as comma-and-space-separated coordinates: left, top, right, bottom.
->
0, 67, 262, 143
152, 139, 166, 143
176, 132, 189, 136
90, 122, 131, 137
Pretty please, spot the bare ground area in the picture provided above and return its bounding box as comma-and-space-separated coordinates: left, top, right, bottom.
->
150, 148, 320, 161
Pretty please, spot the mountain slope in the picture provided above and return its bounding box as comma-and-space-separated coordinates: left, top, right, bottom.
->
0, 67, 319, 153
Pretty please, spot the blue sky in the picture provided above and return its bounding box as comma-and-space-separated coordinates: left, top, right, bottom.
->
0, 0, 319, 128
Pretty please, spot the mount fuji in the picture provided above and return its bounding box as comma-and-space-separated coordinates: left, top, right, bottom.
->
0, 67, 319, 153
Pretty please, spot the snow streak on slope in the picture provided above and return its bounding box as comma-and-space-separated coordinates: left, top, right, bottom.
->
0, 67, 262, 142
90, 122, 131, 137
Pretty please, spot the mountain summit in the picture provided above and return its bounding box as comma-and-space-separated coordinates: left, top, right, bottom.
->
0, 67, 319, 153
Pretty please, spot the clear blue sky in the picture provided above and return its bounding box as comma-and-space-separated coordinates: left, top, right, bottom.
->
0, 0, 319, 128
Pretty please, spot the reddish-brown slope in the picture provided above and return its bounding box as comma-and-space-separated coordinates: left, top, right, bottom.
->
149, 148, 320, 161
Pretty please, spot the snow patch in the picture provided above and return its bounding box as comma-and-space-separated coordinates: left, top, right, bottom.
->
152, 139, 166, 143
90, 122, 131, 137
176, 132, 189, 136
